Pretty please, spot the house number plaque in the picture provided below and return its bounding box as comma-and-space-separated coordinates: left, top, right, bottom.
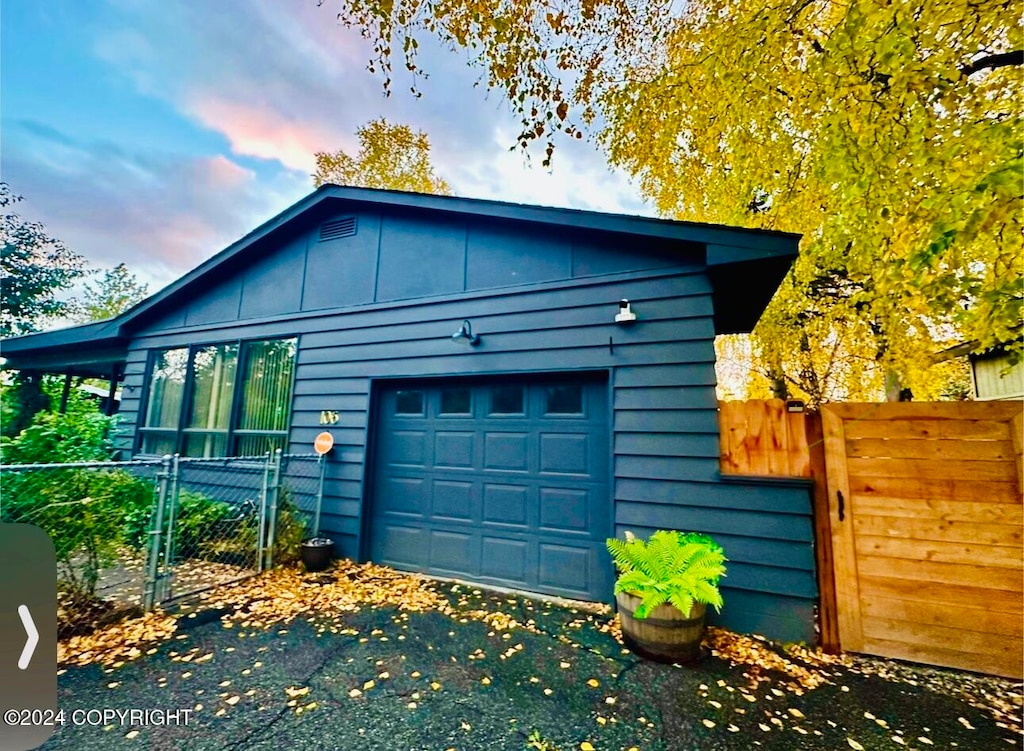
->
319, 410, 339, 425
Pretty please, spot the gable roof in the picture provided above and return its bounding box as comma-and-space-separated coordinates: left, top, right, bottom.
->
2, 185, 801, 368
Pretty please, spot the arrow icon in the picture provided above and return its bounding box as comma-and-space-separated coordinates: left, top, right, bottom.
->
18, 605, 38, 670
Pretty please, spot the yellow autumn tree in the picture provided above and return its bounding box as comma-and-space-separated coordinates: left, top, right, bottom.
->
313, 118, 452, 195
320, 0, 1021, 404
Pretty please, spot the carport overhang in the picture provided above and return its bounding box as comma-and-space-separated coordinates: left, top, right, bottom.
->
1, 319, 128, 381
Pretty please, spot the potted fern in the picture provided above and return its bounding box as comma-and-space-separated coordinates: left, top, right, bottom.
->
606, 530, 727, 663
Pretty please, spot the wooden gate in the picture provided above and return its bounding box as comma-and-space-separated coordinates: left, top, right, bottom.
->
822, 402, 1023, 679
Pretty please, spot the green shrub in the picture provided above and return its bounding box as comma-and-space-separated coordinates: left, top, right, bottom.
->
1, 409, 118, 464
168, 488, 307, 568
204, 488, 308, 567
1, 468, 155, 603
270, 489, 308, 566
606, 530, 727, 619
172, 490, 236, 558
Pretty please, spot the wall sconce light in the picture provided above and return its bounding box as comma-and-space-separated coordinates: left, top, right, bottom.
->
615, 299, 637, 324
451, 319, 481, 346
786, 399, 806, 413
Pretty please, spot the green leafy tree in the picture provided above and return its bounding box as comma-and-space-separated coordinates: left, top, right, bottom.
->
1, 371, 51, 438
321, 0, 1022, 401
313, 118, 452, 195
1, 183, 86, 337
75, 262, 149, 322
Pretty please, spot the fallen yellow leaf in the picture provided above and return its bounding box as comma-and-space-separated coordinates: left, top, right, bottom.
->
587, 679, 600, 688
702, 719, 716, 728
847, 739, 865, 751
580, 743, 595, 751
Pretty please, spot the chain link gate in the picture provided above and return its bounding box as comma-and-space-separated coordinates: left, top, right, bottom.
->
144, 451, 325, 607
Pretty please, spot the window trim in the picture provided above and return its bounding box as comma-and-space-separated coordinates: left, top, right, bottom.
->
135, 335, 298, 458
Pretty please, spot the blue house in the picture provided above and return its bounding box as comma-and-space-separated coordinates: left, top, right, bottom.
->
2, 186, 817, 642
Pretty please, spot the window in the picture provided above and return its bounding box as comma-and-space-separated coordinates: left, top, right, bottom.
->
183, 343, 238, 458
138, 337, 297, 457
440, 387, 471, 415
544, 384, 583, 415
235, 339, 297, 456
490, 386, 524, 415
139, 349, 188, 455
395, 390, 425, 415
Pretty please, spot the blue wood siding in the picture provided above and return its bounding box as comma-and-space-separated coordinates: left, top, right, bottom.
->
117, 210, 816, 643
377, 214, 465, 300
240, 236, 306, 319
140, 209, 706, 330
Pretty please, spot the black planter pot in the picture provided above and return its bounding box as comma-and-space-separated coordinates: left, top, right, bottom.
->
301, 538, 333, 572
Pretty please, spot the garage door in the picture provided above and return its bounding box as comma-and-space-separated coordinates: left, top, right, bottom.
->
370, 377, 612, 601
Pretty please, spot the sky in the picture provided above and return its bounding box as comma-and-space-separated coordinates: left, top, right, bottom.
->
1, 0, 651, 294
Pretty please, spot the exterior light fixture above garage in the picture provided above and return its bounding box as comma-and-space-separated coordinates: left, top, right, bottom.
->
615, 299, 637, 324
451, 319, 481, 346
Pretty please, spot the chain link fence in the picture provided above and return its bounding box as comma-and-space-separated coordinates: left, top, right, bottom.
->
0, 451, 325, 636
0, 459, 163, 637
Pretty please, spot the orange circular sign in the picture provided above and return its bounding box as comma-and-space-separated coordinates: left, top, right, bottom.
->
313, 431, 335, 455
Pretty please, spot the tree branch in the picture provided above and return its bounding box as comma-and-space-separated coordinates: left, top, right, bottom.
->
960, 50, 1023, 77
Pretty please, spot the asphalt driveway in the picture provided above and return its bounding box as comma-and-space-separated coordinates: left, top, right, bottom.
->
41, 568, 1022, 751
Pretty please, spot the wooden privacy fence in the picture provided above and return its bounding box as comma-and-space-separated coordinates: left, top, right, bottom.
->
718, 399, 1024, 679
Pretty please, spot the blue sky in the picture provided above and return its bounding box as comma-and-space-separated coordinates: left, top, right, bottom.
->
1, 1, 648, 292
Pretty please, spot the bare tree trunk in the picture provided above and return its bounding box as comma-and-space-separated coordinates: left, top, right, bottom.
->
768, 369, 789, 400
884, 369, 902, 402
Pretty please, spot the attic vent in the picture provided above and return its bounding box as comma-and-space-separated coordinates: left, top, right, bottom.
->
319, 216, 357, 241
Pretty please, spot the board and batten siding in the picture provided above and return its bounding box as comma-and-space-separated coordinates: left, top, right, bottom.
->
115, 208, 815, 642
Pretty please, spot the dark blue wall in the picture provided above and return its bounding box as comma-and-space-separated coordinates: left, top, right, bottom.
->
118, 206, 816, 643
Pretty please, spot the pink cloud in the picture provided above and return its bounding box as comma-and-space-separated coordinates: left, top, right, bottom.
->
2, 128, 307, 289
202, 154, 254, 190
186, 96, 348, 172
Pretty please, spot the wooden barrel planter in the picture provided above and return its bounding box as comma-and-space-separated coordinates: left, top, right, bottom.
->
616, 591, 707, 663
